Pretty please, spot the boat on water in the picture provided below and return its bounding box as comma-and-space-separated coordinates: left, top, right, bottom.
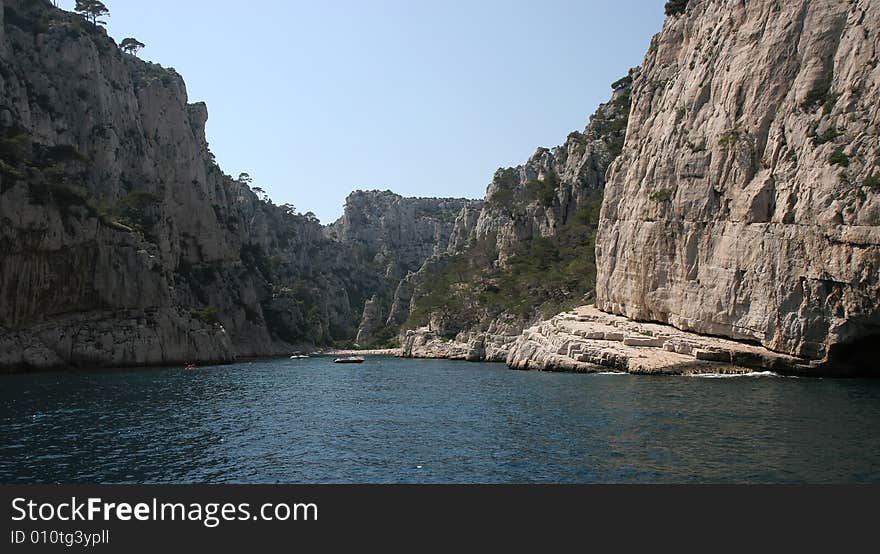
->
289, 355, 310, 359
334, 356, 365, 364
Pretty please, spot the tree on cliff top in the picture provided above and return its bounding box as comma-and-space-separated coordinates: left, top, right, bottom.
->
120, 38, 145, 56
75, 0, 110, 26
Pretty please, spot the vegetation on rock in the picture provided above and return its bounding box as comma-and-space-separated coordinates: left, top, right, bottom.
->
664, 0, 688, 17
405, 192, 604, 336
649, 189, 675, 202
120, 37, 145, 56
400, 72, 636, 348
74, 0, 109, 26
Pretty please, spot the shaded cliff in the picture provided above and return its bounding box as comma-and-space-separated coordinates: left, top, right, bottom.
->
0, 0, 382, 370
596, 0, 879, 372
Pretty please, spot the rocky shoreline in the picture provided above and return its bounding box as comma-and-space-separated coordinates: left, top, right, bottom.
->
0, 308, 839, 377
506, 306, 821, 375
401, 305, 834, 377
399, 326, 523, 363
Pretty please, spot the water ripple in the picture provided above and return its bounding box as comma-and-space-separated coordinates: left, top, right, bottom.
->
1, 357, 879, 483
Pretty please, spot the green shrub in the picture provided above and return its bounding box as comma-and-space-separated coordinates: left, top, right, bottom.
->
240, 243, 274, 277
116, 190, 161, 229
27, 182, 86, 207
718, 129, 740, 147
486, 187, 515, 210
829, 149, 850, 167
40, 144, 89, 164
811, 127, 841, 146
0, 130, 29, 155
405, 192, 605, 331
27, 183, 110, 222
586, 72, 633, 158
493, 167, 519, 188
611, 74, 633, 91
191, 306, 220, 326
676, 107, 687, 123
3, 6, 51, 35
822, 93, 841, 115
863, 174, 880, 189
592, 105, 630, 157
525, 171, 559, 207
665, 0, 688, 17
567, 131, 588, 158
650, 189, 675, 202
46, 183, 89, 207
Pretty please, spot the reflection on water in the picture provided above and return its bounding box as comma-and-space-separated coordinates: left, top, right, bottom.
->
1, 357, 879, 483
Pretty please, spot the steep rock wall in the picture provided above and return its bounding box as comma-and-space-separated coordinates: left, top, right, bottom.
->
326, 191, 476, 346
596, 0, 880, 370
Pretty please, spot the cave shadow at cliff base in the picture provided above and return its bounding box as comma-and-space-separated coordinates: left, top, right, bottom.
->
825, 333, 880, 377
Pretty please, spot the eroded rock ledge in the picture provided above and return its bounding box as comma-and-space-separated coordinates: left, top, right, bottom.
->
399, 305, 821, 375
505, 306, 821, 376
399, 325, 523, 363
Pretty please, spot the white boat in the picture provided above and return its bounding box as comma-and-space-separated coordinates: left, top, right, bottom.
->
334, 356, 365, 364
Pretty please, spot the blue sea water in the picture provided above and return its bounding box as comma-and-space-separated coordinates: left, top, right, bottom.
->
1, 356, 879, 483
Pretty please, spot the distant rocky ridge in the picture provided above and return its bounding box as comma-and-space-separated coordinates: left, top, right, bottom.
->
325, 191, 477, 346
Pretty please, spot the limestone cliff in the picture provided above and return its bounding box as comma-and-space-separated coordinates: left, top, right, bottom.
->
0, 0, 379, 370
596, 0, 879, 371
472, 79, 632, 264
326, 191, 476, 346
327, 191, 473, 281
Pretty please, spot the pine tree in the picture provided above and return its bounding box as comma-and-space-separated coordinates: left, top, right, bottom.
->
74, 0, 110, 26
120, 38, 145, 56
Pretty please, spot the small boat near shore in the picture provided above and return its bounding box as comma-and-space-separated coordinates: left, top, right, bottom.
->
334, 356, 365, 364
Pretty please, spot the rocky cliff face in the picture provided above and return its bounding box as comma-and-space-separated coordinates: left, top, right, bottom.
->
327, 191, 473, 281
596, 0, 879, 371
471, 80, 632, 264
0, 0, 380, 370
326, 191, 476, 346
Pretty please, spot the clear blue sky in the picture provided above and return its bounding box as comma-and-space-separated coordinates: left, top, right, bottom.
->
58, 0, 666, 223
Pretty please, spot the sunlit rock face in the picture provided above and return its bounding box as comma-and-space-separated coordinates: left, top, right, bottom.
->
327, 191, 473, 281
326, 191, 477, 346
596, 0, 880, 369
